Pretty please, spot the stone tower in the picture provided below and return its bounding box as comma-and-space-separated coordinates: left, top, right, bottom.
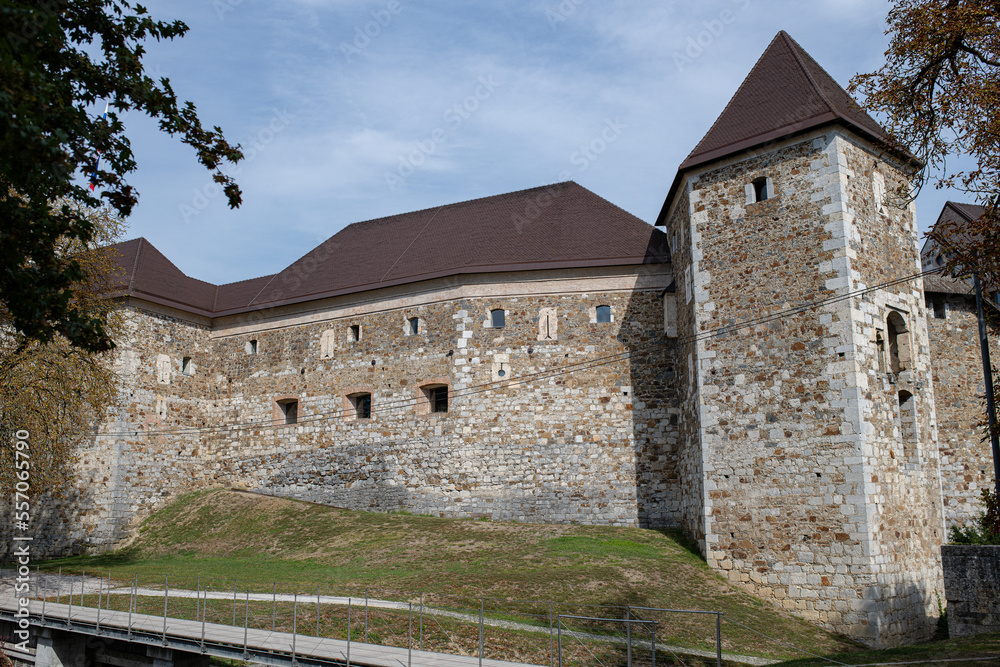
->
657, 32, 945, 647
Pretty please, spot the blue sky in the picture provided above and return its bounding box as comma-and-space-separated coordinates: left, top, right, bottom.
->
118, 0, 963, 285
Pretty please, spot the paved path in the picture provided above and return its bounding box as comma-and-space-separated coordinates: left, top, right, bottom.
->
2, 574, 773, 666
0, 594, 536, 667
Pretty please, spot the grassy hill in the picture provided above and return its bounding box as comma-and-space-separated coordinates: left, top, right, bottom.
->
40, 489, 999, 666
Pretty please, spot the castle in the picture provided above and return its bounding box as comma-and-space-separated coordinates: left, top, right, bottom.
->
22, 32, 1000, 649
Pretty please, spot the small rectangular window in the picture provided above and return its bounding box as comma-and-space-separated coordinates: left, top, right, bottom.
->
596, 305, 611, 323
491, 309, 505, 328
409, 317, 419, 335
246, 339, 258, 355
278, 399, 298, 425
933, 299, 946, 320
351, 393, 371, 419
752, 177, 769, 202
182, 356, 193, 375
350, 324, 361, 341
430, 386, 448, 413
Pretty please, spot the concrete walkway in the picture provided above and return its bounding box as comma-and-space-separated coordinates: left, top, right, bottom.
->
3, 574, 773, 666
0, 594, 537, 667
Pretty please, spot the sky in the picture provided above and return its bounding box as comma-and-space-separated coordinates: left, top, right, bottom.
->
114, 0, 967, 286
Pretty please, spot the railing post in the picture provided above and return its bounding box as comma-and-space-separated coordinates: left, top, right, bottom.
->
419, 591, 423, 651
716, 613, 722, 667
626, 605, 631, 667
346, 597, 351, 667
200, 582, 207, 653
162, 575, 169, 644
272, 582, 277, 631
107, 570, 112, 610
548, 601, 554, 667
557, 616, 562, 667
364, 590, 369, 644
67, 578, 73, 627
292, 593, 298, 665
317, 585, 321, 637
408, 601, 413, 667
651, 620, 656, 667
96, 576, 102, 634
243, 590, 250, 659
56, 567, 61, 605
478, 597, 484, 667
81, 570, 85, 610
233, 579, 238, 626
127, 575, 134, 640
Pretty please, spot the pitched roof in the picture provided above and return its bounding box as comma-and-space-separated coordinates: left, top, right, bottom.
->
103, 238, 227, 316
681, 31, 890, 170
922, 201, 987, 259
104, 182, 669, 317
923, 273, 972, 296
656, 31, 907, 226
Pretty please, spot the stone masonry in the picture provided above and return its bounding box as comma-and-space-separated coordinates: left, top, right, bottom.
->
9, 31, 999, 651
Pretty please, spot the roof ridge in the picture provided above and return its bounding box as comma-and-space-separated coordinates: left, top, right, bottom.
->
128, 238, 144, 296
680, 33, 782, 164
247, 272, 281, 308
341, 181, 578, 232
782, 31, 837, 117
378, 205, 445, 283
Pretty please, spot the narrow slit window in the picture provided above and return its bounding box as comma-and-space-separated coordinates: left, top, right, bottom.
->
182, 356, 193, 375
409, 317, 419, 335
898, 390, 917, 462
596, 305, 611, 323
246, 339, 258, 355
886, 312, 910, 375
752, 177, 769, 202
491, 309, 505, 329
350, 324, 361, 342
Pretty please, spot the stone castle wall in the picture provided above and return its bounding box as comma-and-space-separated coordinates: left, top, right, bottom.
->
663, 128, 944, 647
925, 292, 1000, 526
48, 266, 678, 554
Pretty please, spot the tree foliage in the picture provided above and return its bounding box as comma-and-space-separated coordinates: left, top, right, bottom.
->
850, 0, 1000, 294
0, 204, 125, 495
950, 487, 1000, 544
851, 0, 1000, 451
1, 0, 242, 353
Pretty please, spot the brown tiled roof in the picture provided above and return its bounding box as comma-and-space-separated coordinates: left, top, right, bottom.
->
656, 31, 907, 226
921, 202, 988, 295
681, 31, 890, 170
923, 273, 972, 296
104, 238, 222, 316
924, 201, 987, 261
105, 182, 669, 317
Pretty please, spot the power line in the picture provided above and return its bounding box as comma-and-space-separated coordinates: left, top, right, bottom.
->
93, 268, 941, 439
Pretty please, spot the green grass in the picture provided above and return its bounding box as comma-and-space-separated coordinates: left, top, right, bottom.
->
30, 489, 993, 666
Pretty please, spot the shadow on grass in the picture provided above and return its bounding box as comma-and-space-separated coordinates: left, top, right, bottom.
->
653, 528, 705, 562
36, 548, 142, 569
766, 631, 1000, 667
